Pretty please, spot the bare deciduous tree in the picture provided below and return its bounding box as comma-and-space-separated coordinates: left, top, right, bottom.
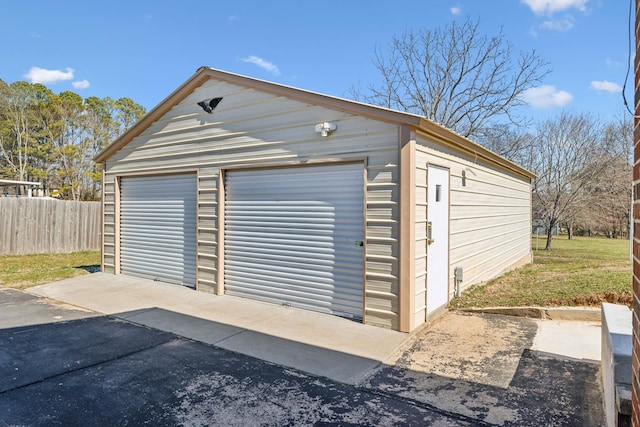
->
579, 114, 633, 238
0, 81, 42, 184
532, 112, 608, 250
474, 123, 536, 166
353, 18, 549, 140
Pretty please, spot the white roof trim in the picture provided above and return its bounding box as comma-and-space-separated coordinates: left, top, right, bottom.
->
0, 179, 41, 186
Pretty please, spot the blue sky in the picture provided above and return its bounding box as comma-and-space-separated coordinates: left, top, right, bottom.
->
0, 0, 633, 124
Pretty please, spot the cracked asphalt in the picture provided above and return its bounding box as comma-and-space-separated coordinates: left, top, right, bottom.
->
0, 289, 604, 426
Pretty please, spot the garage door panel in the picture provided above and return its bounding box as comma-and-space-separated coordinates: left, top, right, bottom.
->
120, 174, 197, 287
224, 163, 365, 320
225, 253, 333, 268
119, 240, 193, 254
225, 258, 364, 282
224, 274, 360, 302
121, 258, 196, 272
225, 250, 336, 266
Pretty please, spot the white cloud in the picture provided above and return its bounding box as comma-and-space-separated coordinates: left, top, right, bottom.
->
540, 16, 574, 31
241, 55, 280, 75
521, 0, 588, 15
72, 80, 90, 89
606, 58, 621, 67
590, 80, 622, 93
521, 85, 573, 108
23, 67, 74, 84
228, 15, 238, 21
450, 6, 462, 15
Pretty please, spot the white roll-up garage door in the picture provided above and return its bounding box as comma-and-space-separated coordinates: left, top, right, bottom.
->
120, 174, 197, 287
224, 163, 365, 320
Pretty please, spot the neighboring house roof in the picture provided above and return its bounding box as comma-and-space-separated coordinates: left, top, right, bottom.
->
0, 179, 41, 187
95, 67, 535, 180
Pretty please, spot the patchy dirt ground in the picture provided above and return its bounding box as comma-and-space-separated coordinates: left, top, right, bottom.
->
364, 312, 605, 426
559, 291, 633, 307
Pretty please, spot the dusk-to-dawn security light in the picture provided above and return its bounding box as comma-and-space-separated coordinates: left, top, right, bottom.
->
314, 122, 337, 137
198, 97, 223, 113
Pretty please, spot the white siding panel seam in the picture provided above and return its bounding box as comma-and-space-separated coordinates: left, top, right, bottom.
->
454, 187, 530, 197
457, 253, 530, 286
366, 290, 398, 298
451, 246, 530, 271
367, 237, 397, 243
128, 125, 397, 156
114, 142, 396, 168
450, 232, 530, 253
109, 145, 397, 174
453, 176, 531, 189
367, 199, 398, 204
117, 123, 395, 157
366, 254, 398, 262
450, 202, 531, 209
366, 272, 398, 280
451, 239, 530, 266
365, 307, 397, 317
366, 219, 398, 224
108, 153, 369, 174
450, 219, 532, 235
451, 212, 530, 221
153, 100, 314, 133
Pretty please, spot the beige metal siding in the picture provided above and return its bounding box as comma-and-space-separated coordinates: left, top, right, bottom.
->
102, 178, 116, 274
197, 167, 218, 293
414, 163, 428, 327
415, 132, 532, 317
102, 79, 400, 329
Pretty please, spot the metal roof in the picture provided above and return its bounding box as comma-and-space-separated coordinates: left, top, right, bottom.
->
95, 67, 536, 180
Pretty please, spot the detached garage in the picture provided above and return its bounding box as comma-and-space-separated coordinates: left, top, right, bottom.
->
96, 67, 534, 333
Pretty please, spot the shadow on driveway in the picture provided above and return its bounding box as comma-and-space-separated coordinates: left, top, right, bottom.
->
0, 289, 470, 426
0, 289, 605, 426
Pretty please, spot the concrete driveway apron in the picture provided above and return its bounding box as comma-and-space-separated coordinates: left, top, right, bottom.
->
0, 289, 473, 426
3, 274, 606, 426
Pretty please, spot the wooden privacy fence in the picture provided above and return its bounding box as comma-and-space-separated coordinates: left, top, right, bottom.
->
0, 198, 101, 255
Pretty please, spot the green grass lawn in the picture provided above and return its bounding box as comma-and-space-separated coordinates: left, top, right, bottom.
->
0, 236, 633, 309
450, 235, 633, 309
0, 251, 100, 289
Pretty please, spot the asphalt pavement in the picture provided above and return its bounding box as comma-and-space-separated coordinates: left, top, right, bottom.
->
0, 277, 607, 426
0, 289, 473, 426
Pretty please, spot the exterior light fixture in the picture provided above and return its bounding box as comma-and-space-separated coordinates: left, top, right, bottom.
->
314, 122, 337, 137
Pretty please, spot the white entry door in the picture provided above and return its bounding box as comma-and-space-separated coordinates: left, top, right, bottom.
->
426, 165, 450, 315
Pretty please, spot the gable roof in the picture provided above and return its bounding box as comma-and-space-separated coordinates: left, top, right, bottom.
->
95, 67, 535, 180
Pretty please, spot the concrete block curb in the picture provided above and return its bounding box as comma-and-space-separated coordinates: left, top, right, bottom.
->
458, 306, 601, 322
